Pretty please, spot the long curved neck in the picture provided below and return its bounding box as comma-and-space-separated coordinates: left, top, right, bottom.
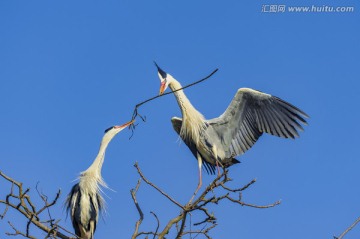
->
169, 80, 196, 115
81, 133, 115, 186
169, 79, 206, 144
87, 138, 110, 173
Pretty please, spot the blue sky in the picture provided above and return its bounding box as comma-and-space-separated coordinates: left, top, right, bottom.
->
0, 1, 359, 238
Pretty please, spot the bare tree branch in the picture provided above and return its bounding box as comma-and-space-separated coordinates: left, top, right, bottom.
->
176, 211, 187, 238
334, 216, 360, 239
6, 221, 36, 239
150, 212, 160, 239
158, 213, 184, 239
1, 162, 297, 239
131, 163, 281, 239
0, 171, 75, 239
134, 162, 184, 209
131, 179, 144, 239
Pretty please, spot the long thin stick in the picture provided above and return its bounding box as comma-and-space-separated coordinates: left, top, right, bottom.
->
335, 216, 360, 239
129, 68, 219, 134
136, 68, 218, 111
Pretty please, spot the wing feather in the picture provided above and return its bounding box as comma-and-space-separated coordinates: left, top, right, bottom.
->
266, 107, 286, 137
280, 106, 305, 131
236, 134, 247, 152
208, 88, 308, 158
271, 106, 298, 137
259, 109, 272, 134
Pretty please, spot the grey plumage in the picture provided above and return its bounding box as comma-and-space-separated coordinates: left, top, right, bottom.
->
206, 88, 308, 166
66, 183, 103, 238
171, 117, 218, 174
156, 63, 308, 187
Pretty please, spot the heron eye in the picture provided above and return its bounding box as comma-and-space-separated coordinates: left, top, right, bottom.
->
104, 126, 114, 133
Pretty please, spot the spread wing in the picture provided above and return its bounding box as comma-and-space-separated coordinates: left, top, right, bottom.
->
208, 88, 309, 158
171, 117, 216, 175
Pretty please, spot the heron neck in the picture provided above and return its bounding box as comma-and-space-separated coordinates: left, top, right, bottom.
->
169, 79, 206, 143
82, 134, 114, 183
169, 79, 200, 117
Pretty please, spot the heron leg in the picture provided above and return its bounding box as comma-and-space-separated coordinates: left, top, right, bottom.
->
211, 145, 221, 177
189, 153, 203, 203
216, 160, 221, 177
197, 156, 203, 192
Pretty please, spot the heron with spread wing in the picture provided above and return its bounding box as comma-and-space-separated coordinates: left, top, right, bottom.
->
66, 120, 133, 239
155, 63, 308, 195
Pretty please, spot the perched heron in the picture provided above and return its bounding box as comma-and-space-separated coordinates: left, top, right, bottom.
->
66, 120, 133, 239
155, 63, 308, 194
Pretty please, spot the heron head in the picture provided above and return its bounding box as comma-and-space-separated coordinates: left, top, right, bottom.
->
104, 120, 134, 134
154, 62, 171, 95
100, 120, 134, 145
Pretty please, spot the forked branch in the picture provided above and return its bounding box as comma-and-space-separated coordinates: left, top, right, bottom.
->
130, 163, 281, 238
0, 171, 75, 239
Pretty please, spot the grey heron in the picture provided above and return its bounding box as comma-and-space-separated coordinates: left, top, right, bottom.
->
66, 120, 133, 239
155, 63, 308, 194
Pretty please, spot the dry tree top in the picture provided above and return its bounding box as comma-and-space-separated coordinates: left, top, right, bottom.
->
130, 162, 280, 239
0, 162, 281, 239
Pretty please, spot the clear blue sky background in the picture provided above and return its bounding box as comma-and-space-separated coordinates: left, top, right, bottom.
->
1, 1, 359, 238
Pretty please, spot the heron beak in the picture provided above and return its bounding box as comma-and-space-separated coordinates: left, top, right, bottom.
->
154, 62, 168, 95
159, 81, 166, 95
115, 120, 134, 130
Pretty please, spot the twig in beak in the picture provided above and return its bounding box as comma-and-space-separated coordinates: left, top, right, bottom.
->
128, 68, 219, 139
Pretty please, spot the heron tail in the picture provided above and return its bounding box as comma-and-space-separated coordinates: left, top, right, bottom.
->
222, 158, 240, 168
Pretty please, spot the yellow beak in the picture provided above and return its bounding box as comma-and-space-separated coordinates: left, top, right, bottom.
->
116, 120, 135, 129
159, 82, 166, 95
